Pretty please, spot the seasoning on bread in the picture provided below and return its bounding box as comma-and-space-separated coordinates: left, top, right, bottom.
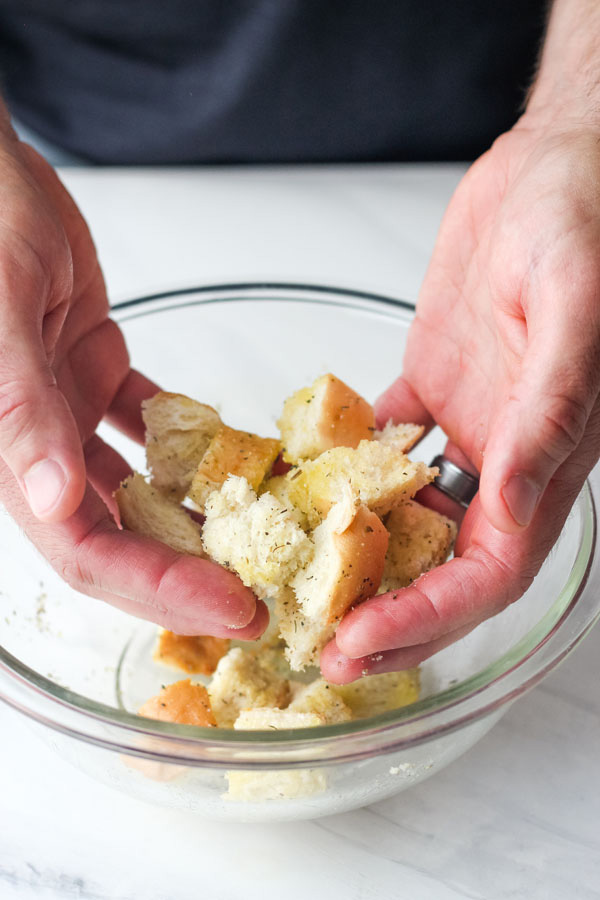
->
208, 647, 291, 728
188, 425, 281, 510
286, 439, 437, 528
115, 473, 205, 556
374, 420, 425, 453
380, 500, 456, 592
142, 391, 222, 499
138, 679, 217, 727
281, 495, 389, 670
201, 475, 313, 600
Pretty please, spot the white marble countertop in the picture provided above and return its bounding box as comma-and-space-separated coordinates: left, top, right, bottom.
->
1, 164, 599, 899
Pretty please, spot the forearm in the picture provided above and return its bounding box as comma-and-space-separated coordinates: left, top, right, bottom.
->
526, 0, 600, 126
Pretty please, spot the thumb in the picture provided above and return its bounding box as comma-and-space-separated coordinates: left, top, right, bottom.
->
0, 330, 86, 522
480, 329, 598, 533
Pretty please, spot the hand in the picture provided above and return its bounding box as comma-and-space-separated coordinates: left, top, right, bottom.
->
321, 119, 600, 682
0, 134, 266, 638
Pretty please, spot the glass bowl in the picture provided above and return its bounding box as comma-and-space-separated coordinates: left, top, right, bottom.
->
1, 284, 599, 823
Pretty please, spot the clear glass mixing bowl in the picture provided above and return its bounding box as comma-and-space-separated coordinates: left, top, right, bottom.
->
1, 284, 598, 823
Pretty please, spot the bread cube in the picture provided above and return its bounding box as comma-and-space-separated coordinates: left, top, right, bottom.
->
380, 500, 457, 592
289, 678, 353, 724
138, 679, 217, 727
208, 647, 291, 728
374, 420, 425, 453
142, 391, 221, 498
278, 498, 388, 671
115, 473, 204, 556
154, 630, 230, 675
188, 425, 281, 510
334, 669, 420, 719
201, 475, 312, 600
278, 373, 375, 464
226, 707, 327, 801
286, 440, 437, 528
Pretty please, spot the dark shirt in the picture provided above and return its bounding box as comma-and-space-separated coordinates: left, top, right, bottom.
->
0, 1, 547, 165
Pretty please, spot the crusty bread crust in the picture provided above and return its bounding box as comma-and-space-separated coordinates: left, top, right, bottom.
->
293, 504, 389, 625
380, 500, 457, 592
138, 679, 217, 727
154, 630, 230, 675
278, 374, 375, 464
115, 473, 205, 556
276, 501, 388, 671
188, 425, 281, 510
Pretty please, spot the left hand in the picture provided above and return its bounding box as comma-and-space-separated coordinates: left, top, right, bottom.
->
321, 117, 600, 683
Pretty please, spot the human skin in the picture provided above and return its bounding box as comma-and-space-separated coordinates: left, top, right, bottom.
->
0, 112, 267, 639
321, 0, 600, 682
1, 1, 599, 673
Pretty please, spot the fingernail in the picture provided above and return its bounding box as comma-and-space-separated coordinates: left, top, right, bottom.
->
502, 473, 541, 527
23, 459, 67, 517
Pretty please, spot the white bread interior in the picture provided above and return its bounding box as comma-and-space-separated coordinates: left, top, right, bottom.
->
115, 473, 205, 556
142, 391, 222, 498
275, 494, 389, 671
208, 647, 291, 728
380, 500, 457, 592
374, 420, 425, 453
201, 475, 313, 600
286, 439, 437, 528
288, 678, 353, 724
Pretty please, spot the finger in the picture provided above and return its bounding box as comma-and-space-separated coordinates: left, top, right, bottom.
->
0, 324, 86, 523
374, 375, 434, 431
334, 492, 538, 659
480, 316, 600, 533
320, 623, 473, 684
416, 439, 475, 526
0, 466, 260, 635
84, 434, 133, 517
105, 368, 161, 444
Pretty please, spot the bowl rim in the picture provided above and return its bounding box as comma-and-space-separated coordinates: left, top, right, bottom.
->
1, 282, 599, 768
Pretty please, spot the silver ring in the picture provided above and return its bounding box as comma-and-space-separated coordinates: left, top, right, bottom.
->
430, 455, 479, 508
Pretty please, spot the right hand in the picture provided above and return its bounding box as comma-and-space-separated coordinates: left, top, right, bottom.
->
0, 127, 266, 638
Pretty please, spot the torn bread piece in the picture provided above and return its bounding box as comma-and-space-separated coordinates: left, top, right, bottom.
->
380, 500, 457, 592
226, 707, 327, 802
334, 669, 420, 719
201, 475, 312, 599
258, 474, 309, 530
289, 678, 353, 724
142, 391, 222, 498
138, 679, 217, 727
277, 373, 376, 464
124, 680, 216, 782
234, 708, 324, 730
374, 421, 425, 453
115, 473, 205, 556
286, 439, 437, 529
208, 647, 291, 728
188, 425, 281, 510
278, 496, 389, 670
154, 630, 230, 676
